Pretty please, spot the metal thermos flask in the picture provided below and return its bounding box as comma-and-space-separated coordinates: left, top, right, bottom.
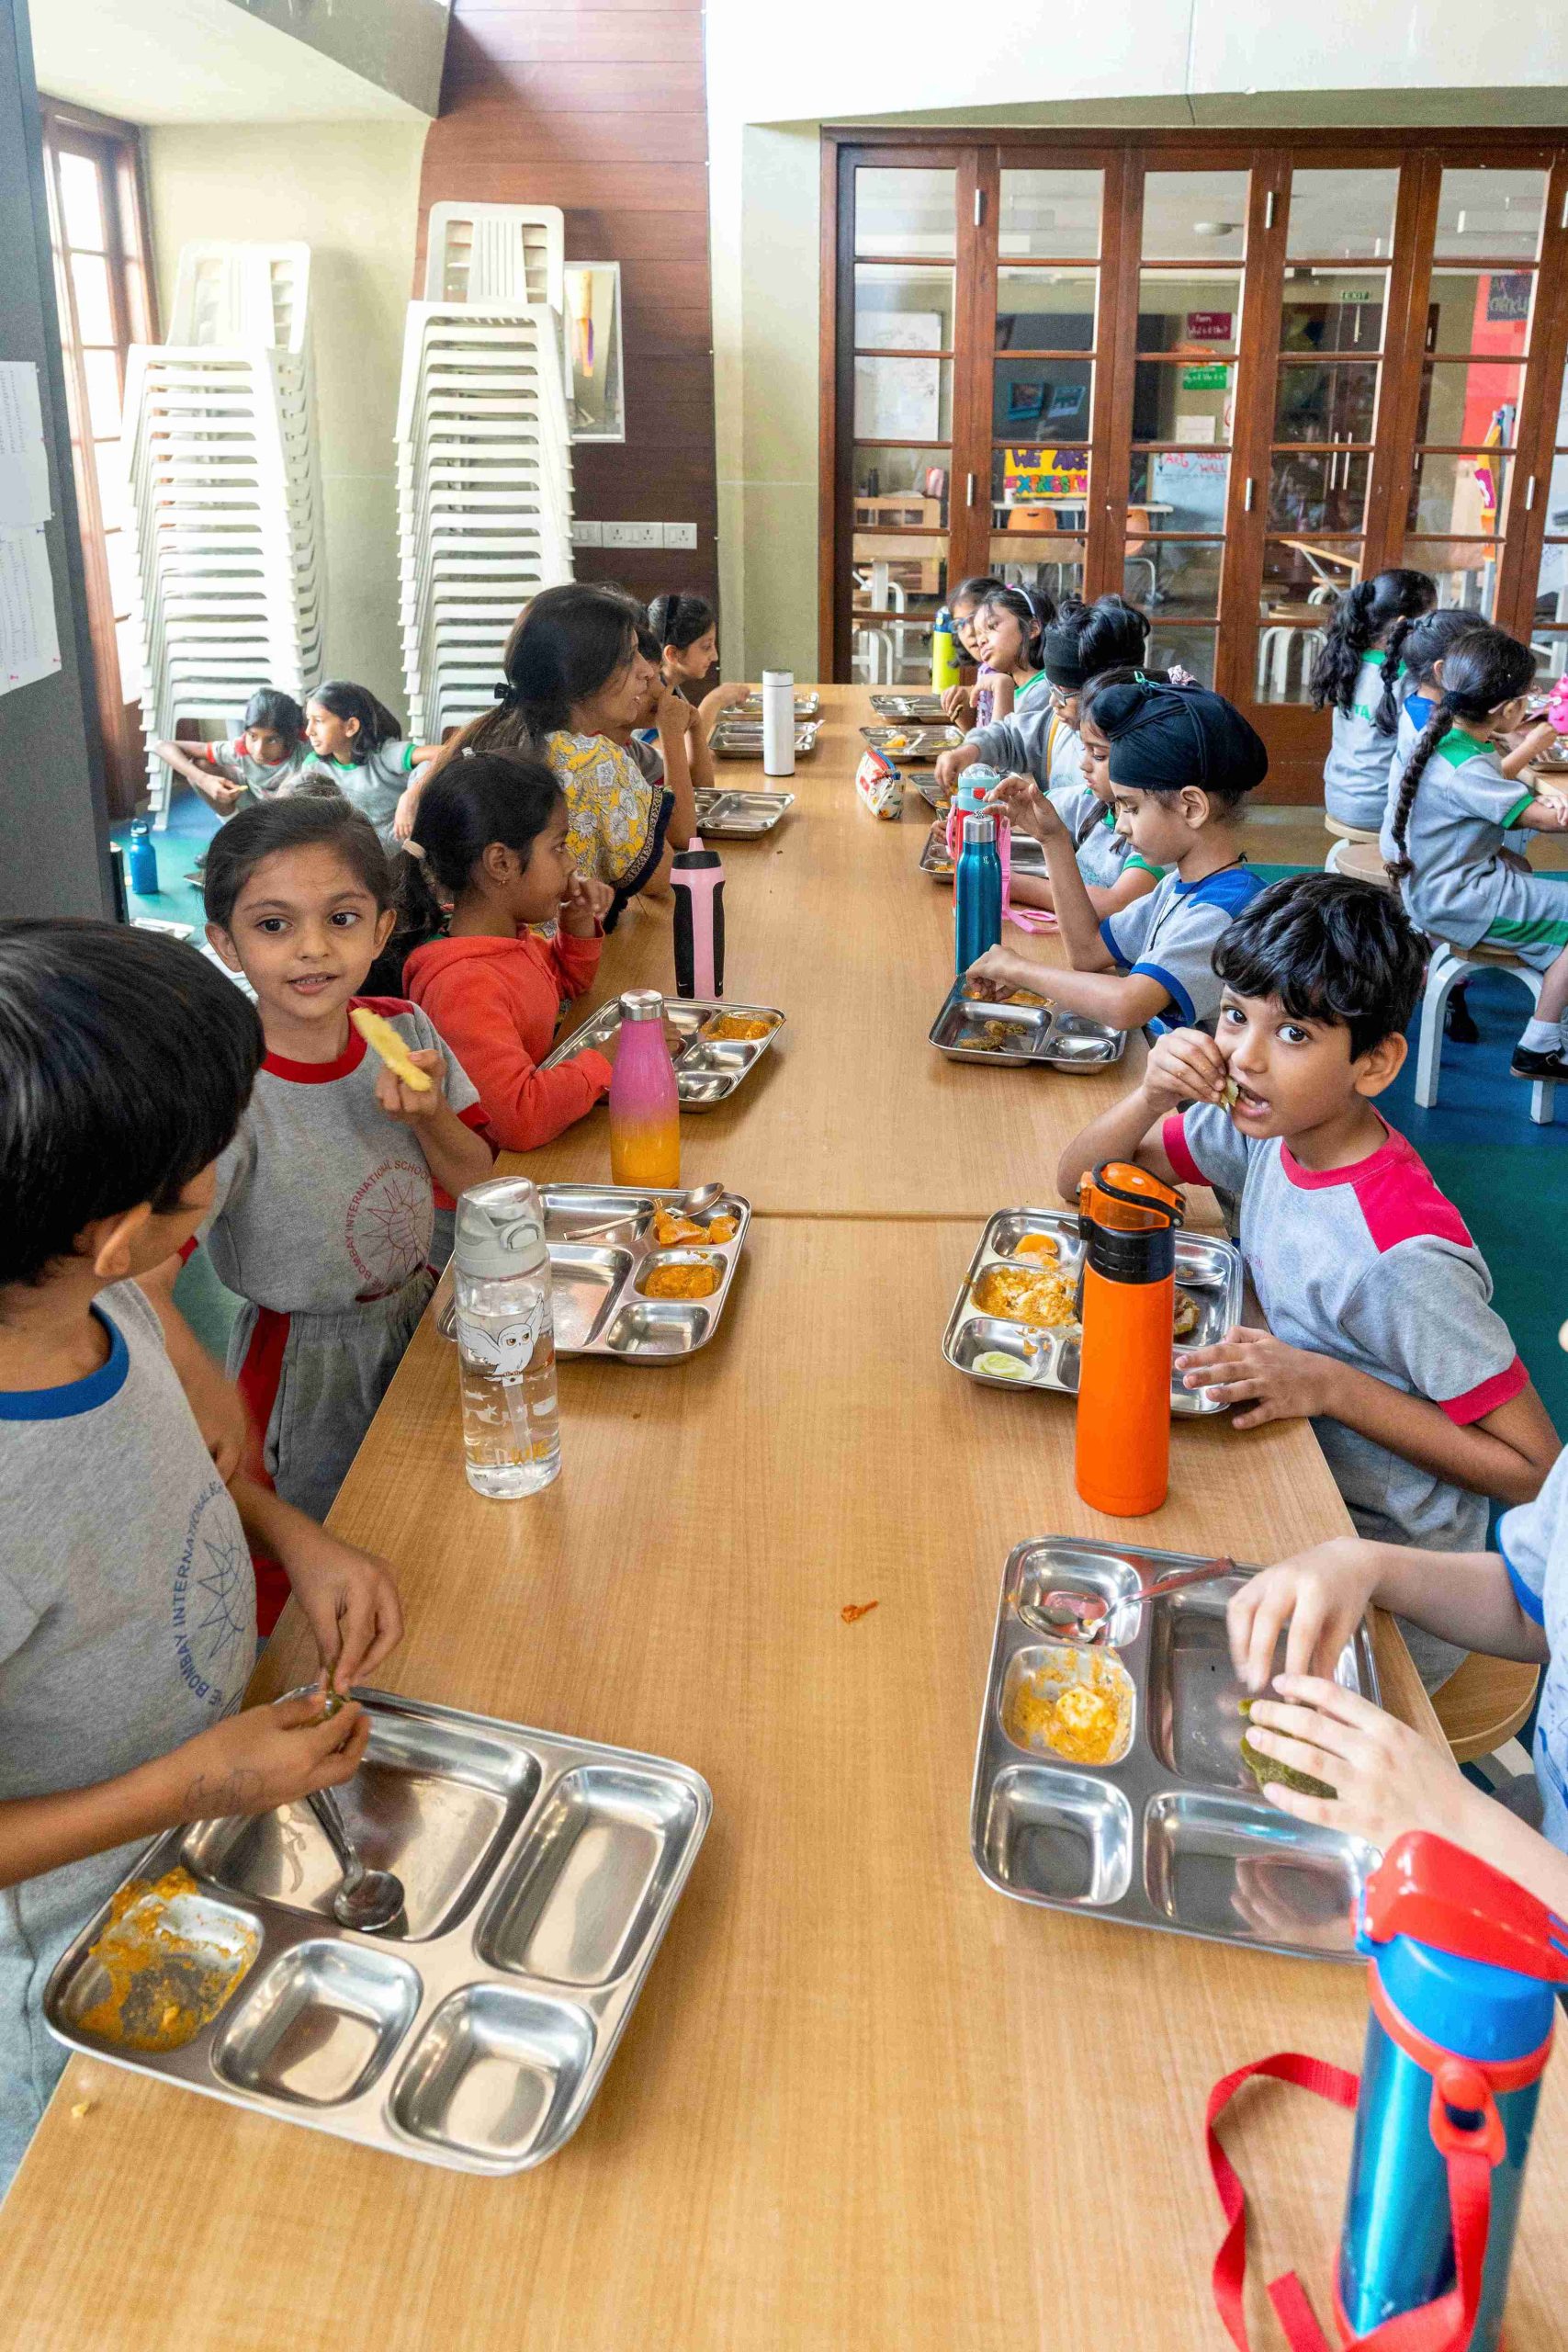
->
671, 844, 725, 1000
1074, 1162, 1183, 1517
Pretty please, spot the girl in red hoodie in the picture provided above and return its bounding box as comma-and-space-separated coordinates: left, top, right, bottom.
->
400, 752, 616, 1152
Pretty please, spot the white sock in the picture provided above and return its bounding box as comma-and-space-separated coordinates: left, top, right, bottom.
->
1519, 1017, 1558, 1054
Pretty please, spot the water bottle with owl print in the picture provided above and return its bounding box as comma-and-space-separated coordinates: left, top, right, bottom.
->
453, 1176, 561, 1498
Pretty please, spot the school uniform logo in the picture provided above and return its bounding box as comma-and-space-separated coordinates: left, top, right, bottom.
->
172, 1480, 253, 1704
345, 1156, 432, 1293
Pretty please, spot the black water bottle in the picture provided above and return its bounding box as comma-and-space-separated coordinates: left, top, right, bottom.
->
671, 845, 725, 1000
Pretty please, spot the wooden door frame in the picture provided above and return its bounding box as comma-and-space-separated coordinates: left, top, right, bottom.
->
821, 123, 1568, 800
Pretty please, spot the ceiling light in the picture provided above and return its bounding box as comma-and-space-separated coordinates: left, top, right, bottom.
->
1191, 220, 1238, 239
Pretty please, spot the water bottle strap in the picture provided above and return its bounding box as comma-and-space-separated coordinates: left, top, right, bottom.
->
1206, 2050, 1495, 2352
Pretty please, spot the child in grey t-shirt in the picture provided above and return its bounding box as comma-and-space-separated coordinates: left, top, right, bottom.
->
1058, 871, 1559, 1691
1310, 569, 1434, 831
303, 679, 437, 848
0, 921, 403, 2192
154, 688, 314, 820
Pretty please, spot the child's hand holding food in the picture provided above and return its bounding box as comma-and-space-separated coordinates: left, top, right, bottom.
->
964, 944, 1033, 1001
1240, 1676, 1470, 1853
166, 1690, 373, 1822
559, 873, 615, 935
371, 1045, 447, 1124
1225, 1534, 1382, 1689
1142, 1025, 1231, 1114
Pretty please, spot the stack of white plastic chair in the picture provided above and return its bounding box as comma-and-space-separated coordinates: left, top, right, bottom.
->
120, 243, 324, 824
398, 204, 575, 743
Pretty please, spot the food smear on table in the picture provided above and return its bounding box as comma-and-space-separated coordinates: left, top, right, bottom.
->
75, 1869, 258, 2052
972, 1262, 1079, 1329
640, 1261, 722, 1299
653, 1205, 738, 1247
1238, 1700, 1337, 1799
840, 1600, 880, 1623
1008, 1646, 1134, 1766
705, 1013, 773, 1043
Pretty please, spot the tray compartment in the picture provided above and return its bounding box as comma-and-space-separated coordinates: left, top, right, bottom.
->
390, 1984, 594, 2168
1043, 1012, 1124, 1066
1143, 1792, 1373, 1953
186, 1715, 541, 1942
479, 1764, 705, 1987
542, 1191, 654, 1245
998, 1644, 1136, 1768
602, 1298, 712, 1355
989, 1213, 1078, 1264
946, 1315, 1048, 1383
679, 1042, 754, 1078
540, 998, 784, 1114
632, 1249, 727, 1301
1014, 1544, 1144, 1646
979, 1766, 1134, 1907
214, 1940, 421, 2108
550, 1245, 634, 1351
52, 1884, 262, 2054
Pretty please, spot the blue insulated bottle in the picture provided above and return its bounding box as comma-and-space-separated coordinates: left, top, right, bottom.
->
1337, 1834, 1567, 2349
126, 819, 160, 896
954, 811, 1002, 978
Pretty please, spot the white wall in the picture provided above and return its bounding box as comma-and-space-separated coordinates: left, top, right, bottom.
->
144, 121, 426, 719
705, 1, 1568, 677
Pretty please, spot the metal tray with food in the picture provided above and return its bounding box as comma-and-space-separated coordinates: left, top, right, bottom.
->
930, 983, 1125, 1073
45, 1690, 711, 2173
538, 1182, 750, 1360
707, 718, 820, 760
539, 997, 785, 1110
870, 692, 949, 719
728, 689, 821, 719
692, 786, 795, 837
859, 722, 964, 763
919, 831, 1046, 882
971, 1538, 1379, 1962
941, 1204, 1240, 1411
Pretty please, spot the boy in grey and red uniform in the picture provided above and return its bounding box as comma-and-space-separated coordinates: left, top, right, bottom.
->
1059, 872, 1560, 1690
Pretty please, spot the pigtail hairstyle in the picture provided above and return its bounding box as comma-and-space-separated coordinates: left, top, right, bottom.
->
1385, 624, 1538, 884
309, 679, 403, 763
976, 582, 1056, 672
649, 591, 715, 653
1400, 605, 1486, 693
1309, 568, 1436, 719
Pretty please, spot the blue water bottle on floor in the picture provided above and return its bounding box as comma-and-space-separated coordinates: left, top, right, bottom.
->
1337, 1833, 1568, 2348
954, 811, 1002, 977
126, 819, 160, 896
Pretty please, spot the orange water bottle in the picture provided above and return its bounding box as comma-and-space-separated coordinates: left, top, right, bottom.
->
608, 989, 682, 1186
1074, 1161, 1184, 1517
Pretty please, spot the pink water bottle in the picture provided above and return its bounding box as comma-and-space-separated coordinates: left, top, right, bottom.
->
671, 844, 725, 999
608, 989, 682, 1187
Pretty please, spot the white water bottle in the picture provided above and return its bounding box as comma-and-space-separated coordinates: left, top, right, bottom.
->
761, 669, 795, 776
453, 1176, 561, 1498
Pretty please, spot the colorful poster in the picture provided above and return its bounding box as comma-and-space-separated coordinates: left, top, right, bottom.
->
1004, 446, 1088, 500
1185, 311, 1233, 341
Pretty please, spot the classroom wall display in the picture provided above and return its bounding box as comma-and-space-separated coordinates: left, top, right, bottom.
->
566, 263, 626, 444
853, 312, 942, 440
1003, 445, 1088, 500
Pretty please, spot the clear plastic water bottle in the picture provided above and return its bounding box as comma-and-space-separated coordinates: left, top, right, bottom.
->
452, 1176, 561, 1498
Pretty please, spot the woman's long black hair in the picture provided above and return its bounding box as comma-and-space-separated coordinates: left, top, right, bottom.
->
1385, 625, 1537, 883
976, 582, 1056, 673
308, 679, 403, 763
1309, 569, 1436, 729
419, 586, 640, 787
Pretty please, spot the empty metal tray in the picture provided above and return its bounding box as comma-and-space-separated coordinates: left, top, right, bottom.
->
860, 723, 963, 763
929, 983, 1125, 1069
46, 1692, 711, 2172
707, 718, 819, 760
693, 786, 795, 838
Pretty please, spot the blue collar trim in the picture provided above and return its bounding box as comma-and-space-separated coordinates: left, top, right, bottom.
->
0, 1306, 130, 1420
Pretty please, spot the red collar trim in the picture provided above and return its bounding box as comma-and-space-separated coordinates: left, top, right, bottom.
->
1279, 1117, 1400, 1192
262, 1029, 366, 1083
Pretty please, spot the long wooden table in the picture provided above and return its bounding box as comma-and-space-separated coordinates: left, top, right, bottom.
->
6, 689, 1566, 2351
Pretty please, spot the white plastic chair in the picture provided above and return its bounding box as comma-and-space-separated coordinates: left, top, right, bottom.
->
423, 205, 565, 314
1415, 941, 1557, 1126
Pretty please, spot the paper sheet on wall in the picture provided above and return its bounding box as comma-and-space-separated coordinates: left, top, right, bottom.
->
0, 363, 51, 530
0, 526, 62, 695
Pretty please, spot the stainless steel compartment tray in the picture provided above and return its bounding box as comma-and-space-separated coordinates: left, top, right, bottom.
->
707, 718, 819, 760
919, 835, 1046, 883
45, 1690, 711, 2172
971, 1539, 1380, 1962
541, 1182, 750, 1361
539, 996, 785, 1111
870, 692, 948, 719
693, 786, 795, 837
943, 1205, 1240, 1413
860, 723, 963, 763
730, 689, 820, 719
929, 984, 1125, 1070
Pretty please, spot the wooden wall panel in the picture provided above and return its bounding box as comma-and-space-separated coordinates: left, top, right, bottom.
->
418, 2, 718, 618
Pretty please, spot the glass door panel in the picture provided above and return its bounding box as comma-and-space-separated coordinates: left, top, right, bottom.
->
1529, 354, 1568, 680
990, 168, 1102, 603
850, 169, 958, 683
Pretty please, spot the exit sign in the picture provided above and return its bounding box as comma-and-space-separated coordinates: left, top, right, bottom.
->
1182, 363, 1229, 390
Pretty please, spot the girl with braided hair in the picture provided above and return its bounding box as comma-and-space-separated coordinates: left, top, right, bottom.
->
1311, 569, 1436, 830
1381, 624, 1568, 1080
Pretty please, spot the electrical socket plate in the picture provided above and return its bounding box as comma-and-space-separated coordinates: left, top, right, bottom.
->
571, 519, 604, 548
661, 522, 697, 549
603, 520, 663, 549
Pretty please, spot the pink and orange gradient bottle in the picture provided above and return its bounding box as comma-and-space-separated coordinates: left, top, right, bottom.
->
608, 989, 682, 1187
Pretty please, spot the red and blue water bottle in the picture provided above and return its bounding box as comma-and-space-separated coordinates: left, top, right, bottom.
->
1208, 1832, 1568, 2350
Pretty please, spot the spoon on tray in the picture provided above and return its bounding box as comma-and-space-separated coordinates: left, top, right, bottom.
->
1033, 1555, 1236, 1643
566, 1179, 728, 1241
305, 1787, 405, 1933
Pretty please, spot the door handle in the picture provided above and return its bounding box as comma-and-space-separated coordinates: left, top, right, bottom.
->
965, 472, 976, 508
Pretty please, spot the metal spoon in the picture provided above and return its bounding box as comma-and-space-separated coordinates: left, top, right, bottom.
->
1035, 1555, 1237, 1642
305, 1787, 405, 1932
544, 1180, 728, 1245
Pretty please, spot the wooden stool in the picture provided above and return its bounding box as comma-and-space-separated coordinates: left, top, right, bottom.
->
1431, 1652, 1540, 1765
1335, 840, 1395, 889
1323, 813, 1380, 875
1415, 939, 1558, 1125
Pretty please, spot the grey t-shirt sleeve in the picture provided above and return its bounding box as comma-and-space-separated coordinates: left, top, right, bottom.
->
1119, 895, 1233, 1029
1102, 887, 1156, 967
965, 703, 1051, 784
0, 1569, 39, 1668
1498, 1445, 1568, 1621
1337, 1237, 1521, 1416
1450, 763, 1533, 826
395, 1002, 481, 1120
1172, 1101, 1251, 1196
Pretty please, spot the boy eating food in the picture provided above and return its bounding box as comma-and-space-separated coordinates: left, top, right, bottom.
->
1057, 872, 1558, 1689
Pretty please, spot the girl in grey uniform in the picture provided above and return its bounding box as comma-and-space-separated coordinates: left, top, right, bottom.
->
1310, 568, 1435, 831
200, 797, 493, 1628
1383, 625, 1568, 1080
304, 680, 439, 849
1041, 663, 1168, 914
936, 594, 1151, 808
155, 687, 314, 819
